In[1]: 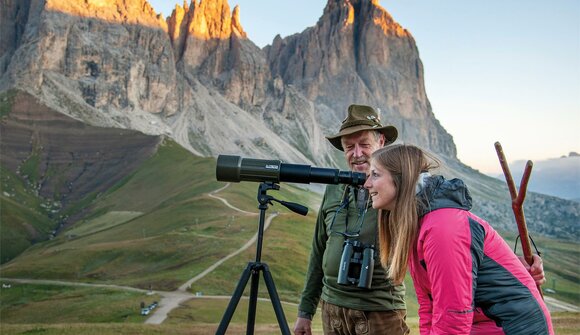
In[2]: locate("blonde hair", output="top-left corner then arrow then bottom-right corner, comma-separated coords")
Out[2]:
371,144 -> 438,284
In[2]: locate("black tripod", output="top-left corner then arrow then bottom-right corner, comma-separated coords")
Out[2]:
216,182 -> 308,335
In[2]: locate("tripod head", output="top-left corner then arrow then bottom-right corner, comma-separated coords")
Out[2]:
258,182 -> 308,216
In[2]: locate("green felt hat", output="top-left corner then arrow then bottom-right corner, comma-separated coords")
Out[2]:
326,104 -> 398,151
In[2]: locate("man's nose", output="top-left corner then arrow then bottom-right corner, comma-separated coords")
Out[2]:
353,145 -> 364,157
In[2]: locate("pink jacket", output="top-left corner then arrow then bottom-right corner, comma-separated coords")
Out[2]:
409,176 -> 553,335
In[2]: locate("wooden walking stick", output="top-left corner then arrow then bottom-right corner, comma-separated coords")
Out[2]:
495,142 -> 543,298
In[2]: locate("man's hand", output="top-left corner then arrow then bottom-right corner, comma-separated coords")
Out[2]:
519,254 -> 546,286
293,317 -> 312,335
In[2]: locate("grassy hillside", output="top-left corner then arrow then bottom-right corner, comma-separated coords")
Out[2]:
0,140 -> 321,289
0,166 -> 57,263
500,231 -> 580,305
0,282 -> 158,324
2,141 -> 240,289
0,89 -> 163,264
1,137 -> 578,333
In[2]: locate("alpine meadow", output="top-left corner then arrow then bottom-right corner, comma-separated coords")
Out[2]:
1,0 -> 578,334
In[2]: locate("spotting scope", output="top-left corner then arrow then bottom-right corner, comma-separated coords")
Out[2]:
216,155 -> 366,186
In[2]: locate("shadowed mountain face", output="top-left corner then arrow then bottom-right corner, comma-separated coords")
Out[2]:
0,90 -> 162,262
1,91 -> 162,205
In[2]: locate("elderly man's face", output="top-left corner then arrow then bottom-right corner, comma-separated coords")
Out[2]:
341,130 -> 385,173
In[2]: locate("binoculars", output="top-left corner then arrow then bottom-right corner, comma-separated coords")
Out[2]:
337,239 -> 375,289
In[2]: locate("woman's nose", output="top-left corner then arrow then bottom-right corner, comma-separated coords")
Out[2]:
364,178 -> 371,189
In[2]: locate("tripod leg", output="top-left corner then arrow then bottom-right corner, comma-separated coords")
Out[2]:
246,266 -> 261,334
216,263 -> 253,335
262,263 -> 291,335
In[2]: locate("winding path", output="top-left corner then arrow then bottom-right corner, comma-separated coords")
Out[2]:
145,183 -> 278,324
544,296 -> 580,313
2,183 -> 578,325
2,183 -> 282,325
207,183 -> 256,215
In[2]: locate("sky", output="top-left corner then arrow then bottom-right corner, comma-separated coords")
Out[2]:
149,0 -> 580,175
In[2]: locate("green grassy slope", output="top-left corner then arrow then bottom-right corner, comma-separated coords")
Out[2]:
0,89 -> 163,265
501,231 -> 580,305
1,138 -> 577,333
0,167 -> 57,263
2,141 -> 241,289
0,282 -> 158,324
0,140 -> 321,290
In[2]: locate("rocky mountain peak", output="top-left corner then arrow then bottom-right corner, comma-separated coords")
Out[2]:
168,0 -> 267,110
266,0 -> 456,158
231,5 -> 246,38
322,0 -> 408,37
168,0 -> 248,63
187,0 -> 232,40
1,0 -> 457,166
169,0 -> 244,40
44,0 -> 167,30
167,2 -> 189,55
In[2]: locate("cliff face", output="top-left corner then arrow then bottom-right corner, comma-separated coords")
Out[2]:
1,0 -> 177,123
0,0 -> 457,168
0,0 -> 33,76
168,0 -> 268,109
1,0 -> 577,251
267,0 -> 456,157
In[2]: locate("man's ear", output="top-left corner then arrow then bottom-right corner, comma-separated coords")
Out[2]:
379,133 -> 386,147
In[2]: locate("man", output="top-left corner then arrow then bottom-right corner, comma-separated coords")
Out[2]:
293,104 -> 545,335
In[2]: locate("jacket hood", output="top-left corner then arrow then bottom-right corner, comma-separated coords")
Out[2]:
417,175 -> 472,217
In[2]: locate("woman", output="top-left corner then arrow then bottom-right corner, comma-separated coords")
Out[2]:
364,144 -> 553,335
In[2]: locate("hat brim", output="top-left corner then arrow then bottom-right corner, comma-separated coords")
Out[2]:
326,124 -> 398,151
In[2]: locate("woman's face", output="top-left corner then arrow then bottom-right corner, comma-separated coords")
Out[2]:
364,160 -> 397,211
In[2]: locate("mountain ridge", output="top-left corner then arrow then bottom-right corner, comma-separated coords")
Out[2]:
494,154 -> 580,202
1,0 -> 578,260
0,0 -> 456,167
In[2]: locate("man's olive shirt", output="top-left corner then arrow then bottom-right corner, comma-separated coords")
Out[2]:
298,184 -> 406,315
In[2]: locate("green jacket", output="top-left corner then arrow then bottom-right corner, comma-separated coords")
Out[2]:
298,184 -> 406,315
